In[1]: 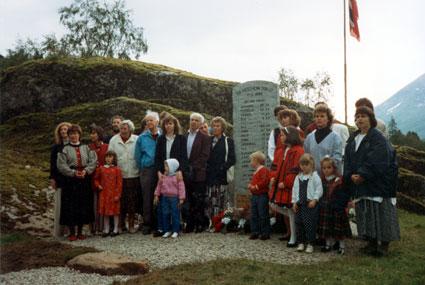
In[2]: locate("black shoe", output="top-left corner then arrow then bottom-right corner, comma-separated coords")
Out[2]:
184,225 -> 194,233
333,241 -> 340,250
321,246 -> 332,252
287,242 -> 297,248
142,227 -> 151,235
101,232 -> 109,238
110,232 -> 119,237
195,226 -> 204,233
260,235 -> 270,240
153,230 -> 163,237
249,234 -> 259,240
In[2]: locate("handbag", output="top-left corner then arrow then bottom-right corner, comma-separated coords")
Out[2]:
224,136 -> 234,183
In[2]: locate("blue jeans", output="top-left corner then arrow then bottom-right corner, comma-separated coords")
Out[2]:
160,196 -> 180,233
250,193 -> 270,236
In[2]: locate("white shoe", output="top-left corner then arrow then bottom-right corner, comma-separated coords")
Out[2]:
162,232 -> 172,238
171,232 -> 178,238
297,243 -> 305,252
305,244 -> 314,253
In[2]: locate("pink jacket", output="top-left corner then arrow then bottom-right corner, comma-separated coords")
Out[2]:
154,175 -> 186,200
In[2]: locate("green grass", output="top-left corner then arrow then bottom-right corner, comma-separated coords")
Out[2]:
1,56 -> 237,86
0,96 -> 225,152
116,210 -> 425,285
0,232 -> 31,245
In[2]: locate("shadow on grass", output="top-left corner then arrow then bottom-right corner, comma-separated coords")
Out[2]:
0,232 -> 98,274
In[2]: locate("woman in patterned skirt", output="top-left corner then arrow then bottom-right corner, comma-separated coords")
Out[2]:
344,106 -> 400,257
206,117 -> 236,228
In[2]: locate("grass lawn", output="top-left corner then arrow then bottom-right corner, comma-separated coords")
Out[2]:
115,209 -> 425,285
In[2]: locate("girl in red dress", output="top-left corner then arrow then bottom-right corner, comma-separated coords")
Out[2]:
269,126 -> 304,247
94,151 -> 123,237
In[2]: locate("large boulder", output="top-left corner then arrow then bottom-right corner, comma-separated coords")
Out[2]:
67,252 -> 149,276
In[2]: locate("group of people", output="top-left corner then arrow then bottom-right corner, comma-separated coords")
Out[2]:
49,112 -> 235,240
49,97 -> 400,257
247,98 -> 399,256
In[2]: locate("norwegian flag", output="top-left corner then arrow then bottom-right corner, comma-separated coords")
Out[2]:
349,0 -> 360,41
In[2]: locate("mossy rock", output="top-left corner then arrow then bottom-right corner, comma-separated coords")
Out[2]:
0,57 -> 237,123
398,168 -> 425,199
395,145 -> 425,176
0,96 -> 228,153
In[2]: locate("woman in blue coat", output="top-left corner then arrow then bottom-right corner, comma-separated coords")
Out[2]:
344,106 -> 399,257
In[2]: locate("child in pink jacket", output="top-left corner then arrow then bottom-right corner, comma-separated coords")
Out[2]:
154,158 -> 186,238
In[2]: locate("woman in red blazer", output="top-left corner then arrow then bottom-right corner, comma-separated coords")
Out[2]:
269,126 -> 304,247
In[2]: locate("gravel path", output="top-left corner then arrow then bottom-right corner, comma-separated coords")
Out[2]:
0,267 -> 131,285
2,232 -> 358,285
66,232 -> 332,268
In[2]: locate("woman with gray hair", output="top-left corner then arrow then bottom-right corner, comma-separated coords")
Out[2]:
108,119 -> 140,233
206,116 -> 236,225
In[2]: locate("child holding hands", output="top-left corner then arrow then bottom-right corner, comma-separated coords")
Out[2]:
248,151 -> 271,240
94,151 -> 123,237
292,153 -> 323,253
154,158 -> 186,238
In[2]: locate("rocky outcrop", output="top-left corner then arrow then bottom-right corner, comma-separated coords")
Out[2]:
67,252 -> 149,275
0,57 -> 236,122
396,146 -> 425,214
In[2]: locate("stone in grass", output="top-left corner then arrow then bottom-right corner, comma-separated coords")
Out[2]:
67,252 -> 149,276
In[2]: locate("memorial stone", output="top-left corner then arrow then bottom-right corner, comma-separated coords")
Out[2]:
232,81 -> 279,202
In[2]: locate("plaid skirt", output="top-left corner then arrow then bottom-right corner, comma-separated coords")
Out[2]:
206,185 -> 229,219
355,198 -> 400,242
317,201 -> 352,239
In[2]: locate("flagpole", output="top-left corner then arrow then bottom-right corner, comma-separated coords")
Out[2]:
344,0 -> 348,124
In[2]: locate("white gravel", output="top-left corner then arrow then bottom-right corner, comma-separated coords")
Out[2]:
62,232 -> 332,269
1,232 -> 349,285
0,267 -> 131,285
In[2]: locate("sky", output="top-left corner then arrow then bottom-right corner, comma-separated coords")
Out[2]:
1,0 -> 424,123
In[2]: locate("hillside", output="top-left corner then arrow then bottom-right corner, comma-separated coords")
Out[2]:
0,57 -> 237,123
375,73 -> 425,139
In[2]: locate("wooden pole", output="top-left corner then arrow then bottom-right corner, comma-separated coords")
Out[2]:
344,0 -> 348,124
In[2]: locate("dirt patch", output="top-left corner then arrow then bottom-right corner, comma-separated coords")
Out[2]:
0,233 -> 98,274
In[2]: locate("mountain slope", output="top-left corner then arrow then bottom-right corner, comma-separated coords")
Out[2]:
375,73 -> 425,138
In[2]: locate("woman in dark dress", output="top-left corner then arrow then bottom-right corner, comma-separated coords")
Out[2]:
206,116 -> 236,223
154,114 -> 188,236
50,122 -> 72,238
57,124 -> 97,241
344,106 -> 400,256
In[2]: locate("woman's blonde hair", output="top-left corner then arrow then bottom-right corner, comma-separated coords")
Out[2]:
211,116 -> 227,133
54,122 -> 72,144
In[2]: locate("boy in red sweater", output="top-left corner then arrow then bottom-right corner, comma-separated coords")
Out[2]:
248,151 -> 271,240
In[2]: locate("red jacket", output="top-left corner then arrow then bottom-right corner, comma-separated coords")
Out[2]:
269,145 -> 304,205
249,166 -> 270,195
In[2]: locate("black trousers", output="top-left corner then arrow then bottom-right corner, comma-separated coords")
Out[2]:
182,180 -> 208,230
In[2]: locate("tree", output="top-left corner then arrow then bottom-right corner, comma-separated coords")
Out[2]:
0,0 -> 148,70
58,0 -> 148,59
300,78 -> 315,107
313,71 -> 332,103
278,68 -> 299,100
388,116 -> 399,138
